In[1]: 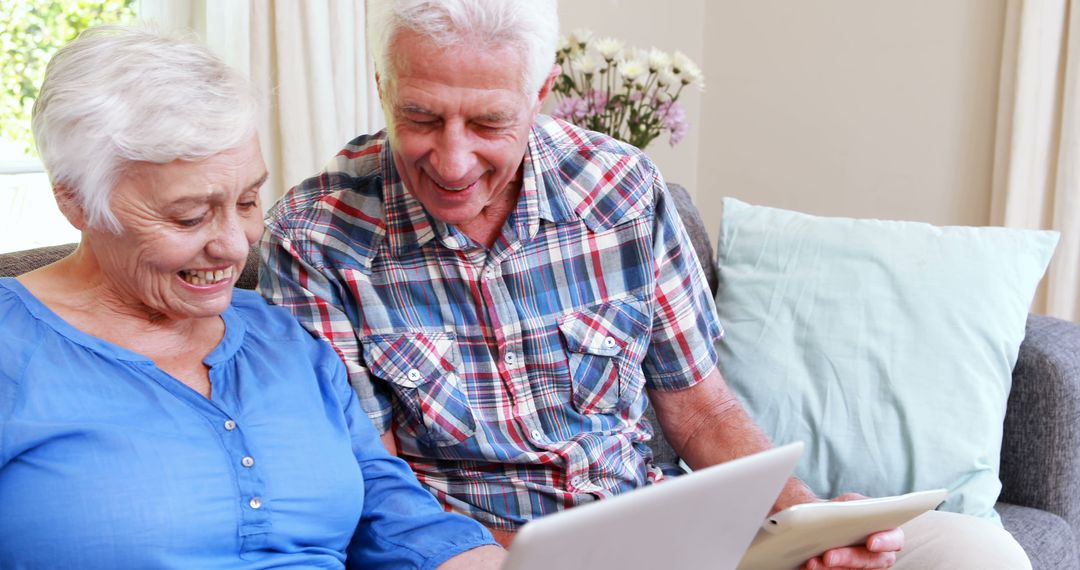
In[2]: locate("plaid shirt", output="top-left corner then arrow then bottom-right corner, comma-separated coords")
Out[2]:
260,115 -> 723,530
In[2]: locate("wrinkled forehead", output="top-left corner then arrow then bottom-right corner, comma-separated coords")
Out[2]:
115,139 -> 267,202
384,28 -> 527,93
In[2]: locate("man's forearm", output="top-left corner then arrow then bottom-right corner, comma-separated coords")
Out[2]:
648,367 -> 818,512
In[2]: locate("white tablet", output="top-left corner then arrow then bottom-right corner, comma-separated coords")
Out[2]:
737,488 -> 948,570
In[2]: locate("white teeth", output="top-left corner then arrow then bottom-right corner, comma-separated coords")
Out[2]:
437,181 -> 472,191
180,266 -> 234,285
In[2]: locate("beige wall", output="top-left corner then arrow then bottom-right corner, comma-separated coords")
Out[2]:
557,0 -> 706,195
697,0 -> 1008,243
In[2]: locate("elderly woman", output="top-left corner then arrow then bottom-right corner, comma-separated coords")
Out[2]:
0,26 -> 503,569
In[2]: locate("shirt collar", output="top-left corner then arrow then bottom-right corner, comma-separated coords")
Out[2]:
380,142 -> 440,255
526,120 -> 577,227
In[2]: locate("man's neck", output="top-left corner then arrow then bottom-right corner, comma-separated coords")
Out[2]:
457,175 -> 523,249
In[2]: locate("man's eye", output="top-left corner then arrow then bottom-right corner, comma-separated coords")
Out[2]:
238,200 -> 258,210
178,215 -> 205,227
406,117 -> 438,127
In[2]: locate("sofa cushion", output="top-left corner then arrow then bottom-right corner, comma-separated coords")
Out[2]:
713,198 -> 1058,523
997,502 -> 1080,569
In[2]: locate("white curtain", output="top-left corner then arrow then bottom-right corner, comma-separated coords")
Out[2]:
991,0 -> 1080,322
139,0 -> 385,204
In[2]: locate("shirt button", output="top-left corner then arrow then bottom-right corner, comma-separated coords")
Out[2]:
504,352 -> 516,365
249,497 -> 263,510
407,369 -> 422,381
603,336 -> 617,349
531,429 -> 543,440
241,456 -> 255,468
571,475 -> 583,485
224,420 -> 237,431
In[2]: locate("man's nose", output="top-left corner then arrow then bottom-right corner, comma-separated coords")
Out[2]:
430,123 -> 475,184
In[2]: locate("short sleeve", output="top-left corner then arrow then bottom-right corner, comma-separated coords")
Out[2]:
259,223 -> 395,431
641,179 -> 725,391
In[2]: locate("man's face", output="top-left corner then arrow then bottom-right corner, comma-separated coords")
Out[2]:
380,30 -> 545,230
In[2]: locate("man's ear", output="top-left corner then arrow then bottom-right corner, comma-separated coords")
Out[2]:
53,183 -> 87,230
535,64 -> 560,109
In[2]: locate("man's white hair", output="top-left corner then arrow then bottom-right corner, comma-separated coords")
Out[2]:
367,0 -> 559,96
31,25 -> 258,233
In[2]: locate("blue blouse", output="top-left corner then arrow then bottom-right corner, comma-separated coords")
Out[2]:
0,279 -> 494,569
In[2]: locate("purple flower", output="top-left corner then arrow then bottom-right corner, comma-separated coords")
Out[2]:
586,89 -> 610,112
552,96 -> 590,122
552,90 -> 612,125
657,101 -> 688,146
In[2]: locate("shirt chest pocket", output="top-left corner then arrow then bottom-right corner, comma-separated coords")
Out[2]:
558,297 -> 651,415
361,331 -> 476,447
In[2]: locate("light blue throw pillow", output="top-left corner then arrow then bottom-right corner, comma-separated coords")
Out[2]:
715,198 -> 1059,523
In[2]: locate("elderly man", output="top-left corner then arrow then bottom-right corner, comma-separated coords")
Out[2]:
260,1 -> 1030,568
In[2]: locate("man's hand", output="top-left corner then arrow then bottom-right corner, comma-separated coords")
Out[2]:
648,372 -> 905,568
798,493 -> 905,570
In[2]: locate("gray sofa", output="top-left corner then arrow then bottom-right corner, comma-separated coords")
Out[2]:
2,186 -> 1078,568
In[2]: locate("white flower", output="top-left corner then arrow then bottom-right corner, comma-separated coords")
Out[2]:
672,51 -> 694,73
558,35 -> 571,52
647,48 -> 672,72
656,68 -> 679,88
569,28 -> 593,47
572,53 -> 602,75
592,37 -> 624,61
619,58 -> 647,84
673,50 -> 704,87
626,47 -> 648,65
681,64 -> 704,88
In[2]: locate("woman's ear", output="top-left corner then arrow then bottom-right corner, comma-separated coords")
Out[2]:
53,183 -> 88,230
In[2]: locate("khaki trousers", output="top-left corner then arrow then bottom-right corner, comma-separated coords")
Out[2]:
893,510 -> 1032,570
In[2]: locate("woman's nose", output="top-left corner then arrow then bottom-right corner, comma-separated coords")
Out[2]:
206,212 -> 251,262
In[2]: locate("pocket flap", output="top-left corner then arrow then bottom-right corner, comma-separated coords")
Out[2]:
362,331 -> 458,388
558,298 -> 650,356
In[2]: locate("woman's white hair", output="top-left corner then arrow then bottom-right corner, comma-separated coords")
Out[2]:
367,0 -> 559,96
31,25 -> 258,233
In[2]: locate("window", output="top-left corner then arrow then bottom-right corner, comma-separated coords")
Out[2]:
1,0 -> 136,253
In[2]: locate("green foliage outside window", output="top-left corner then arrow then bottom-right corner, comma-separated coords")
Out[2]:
1,0 -> 136,158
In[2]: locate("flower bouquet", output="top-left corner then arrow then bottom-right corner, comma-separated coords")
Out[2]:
552,29 -> 704,150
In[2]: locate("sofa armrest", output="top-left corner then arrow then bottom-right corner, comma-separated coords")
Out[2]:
0,243 -> 76,278
999,313 -> 1080,539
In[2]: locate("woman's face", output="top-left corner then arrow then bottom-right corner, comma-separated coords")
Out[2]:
85,136 -> 268,321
